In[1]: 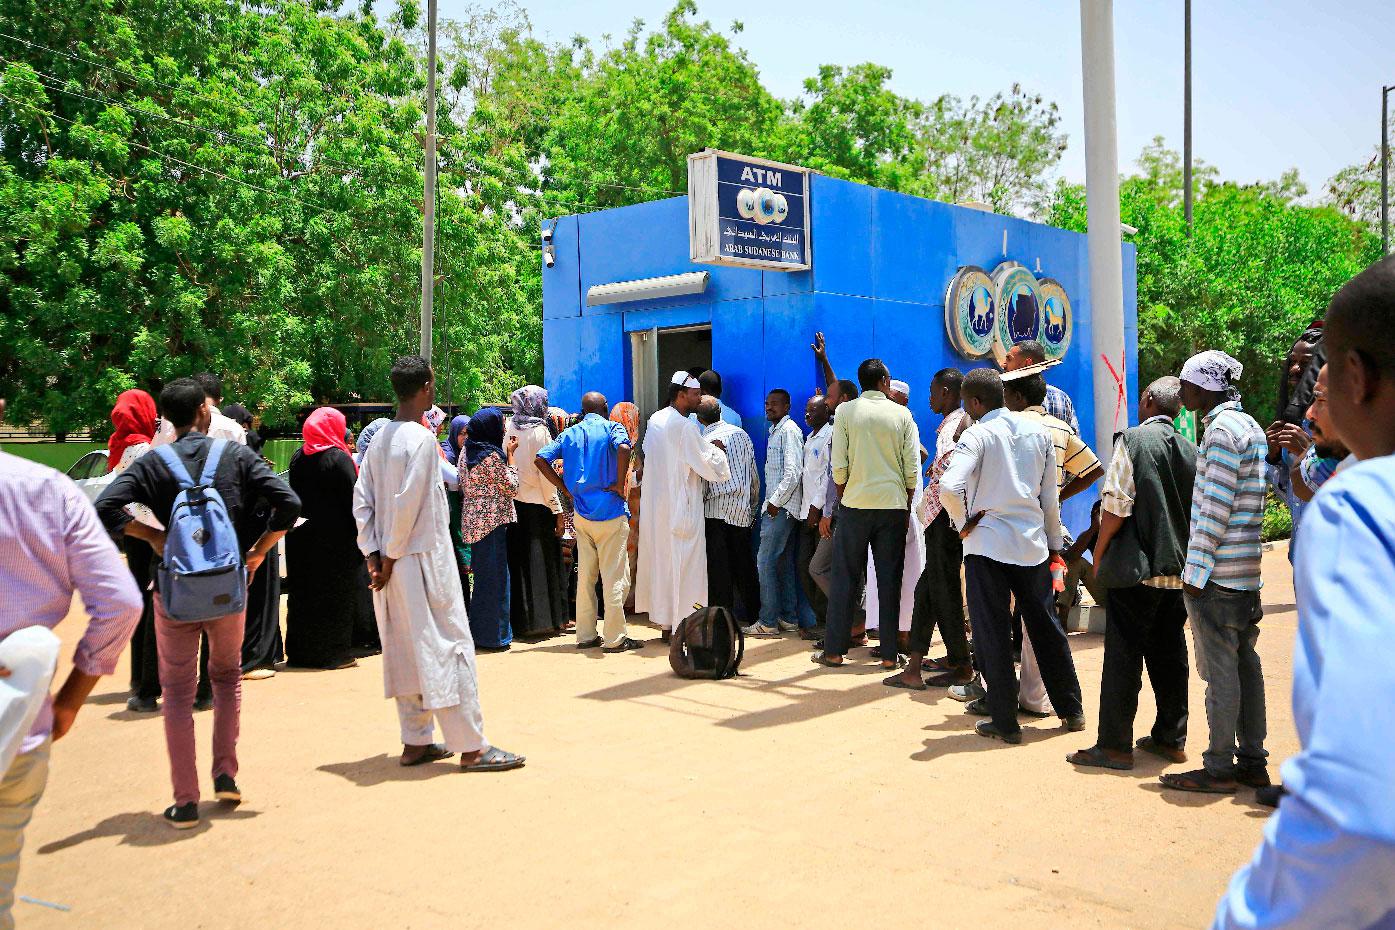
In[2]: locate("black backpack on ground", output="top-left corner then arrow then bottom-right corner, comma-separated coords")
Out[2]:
668,606 -> 744,680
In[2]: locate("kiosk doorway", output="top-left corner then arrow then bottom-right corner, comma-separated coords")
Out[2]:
630,325 -> 712,440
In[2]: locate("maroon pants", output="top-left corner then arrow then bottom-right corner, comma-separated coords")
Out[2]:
154,595 -> 244,805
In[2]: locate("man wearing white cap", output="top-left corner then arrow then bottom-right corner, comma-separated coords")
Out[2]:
1160,350 -> 1270,795
635,371 -> 732,640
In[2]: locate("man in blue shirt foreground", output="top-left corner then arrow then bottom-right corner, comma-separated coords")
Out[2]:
1213,255 -> 1395,929
535,391 -> 638,654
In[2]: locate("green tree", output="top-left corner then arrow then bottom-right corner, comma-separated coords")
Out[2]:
1043,140 -> 1380,423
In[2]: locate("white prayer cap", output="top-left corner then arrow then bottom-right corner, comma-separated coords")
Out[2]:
1000,358 -> 1061,382
889,379 -> 910,395
669,370 -> 699,389
1180,350 -> 1243,393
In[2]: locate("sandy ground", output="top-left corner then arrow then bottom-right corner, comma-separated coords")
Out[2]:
14,547 -> 1298,930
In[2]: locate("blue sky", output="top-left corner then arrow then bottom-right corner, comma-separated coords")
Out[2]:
438,0 -> 1392,192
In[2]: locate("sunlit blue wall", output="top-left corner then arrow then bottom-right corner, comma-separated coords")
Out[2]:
542,175 -> 1139,536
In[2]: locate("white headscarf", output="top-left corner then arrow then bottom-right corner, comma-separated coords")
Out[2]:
1181,350 -> 1243,399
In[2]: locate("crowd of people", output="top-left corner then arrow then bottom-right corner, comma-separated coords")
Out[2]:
1,255 -> 1393,927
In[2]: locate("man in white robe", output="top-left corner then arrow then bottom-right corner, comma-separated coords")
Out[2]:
353,355 -> 523,772
635,371 -> 732,638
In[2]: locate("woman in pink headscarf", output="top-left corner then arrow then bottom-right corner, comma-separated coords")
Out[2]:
285,407 -> 378,669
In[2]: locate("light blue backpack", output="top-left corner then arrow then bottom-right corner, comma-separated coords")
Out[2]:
153,440 -> 246,621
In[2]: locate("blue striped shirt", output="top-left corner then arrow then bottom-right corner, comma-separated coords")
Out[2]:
1183,401 -> 1267,590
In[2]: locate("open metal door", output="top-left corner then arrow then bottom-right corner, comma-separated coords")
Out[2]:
630,327 -> 658,451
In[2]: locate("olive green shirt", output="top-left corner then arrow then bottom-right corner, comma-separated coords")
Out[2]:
831,390 -> 919,511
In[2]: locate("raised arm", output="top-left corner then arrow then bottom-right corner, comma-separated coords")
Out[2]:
811,332 -> 837,390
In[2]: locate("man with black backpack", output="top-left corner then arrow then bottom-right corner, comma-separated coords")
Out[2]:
96,378 -> 300,829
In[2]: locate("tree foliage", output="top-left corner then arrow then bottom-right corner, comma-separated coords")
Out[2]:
1043,138 -> 1381,424
0,0 -> 1378,435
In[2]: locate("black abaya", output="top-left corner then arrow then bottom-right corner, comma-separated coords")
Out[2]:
285,447 -> 374,668
506,500 -> 567,637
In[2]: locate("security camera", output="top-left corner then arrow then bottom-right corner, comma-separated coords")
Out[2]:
541,225 -> 554,243
543,245 -> 556,268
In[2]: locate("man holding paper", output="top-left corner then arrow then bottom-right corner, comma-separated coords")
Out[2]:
0,397 -> 142,928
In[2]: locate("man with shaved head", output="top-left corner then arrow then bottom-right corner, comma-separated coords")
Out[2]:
1068,376 -> 1196,773
535,391 -> 638,652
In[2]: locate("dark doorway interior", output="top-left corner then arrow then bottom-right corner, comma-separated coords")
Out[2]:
656,326 -> 712,390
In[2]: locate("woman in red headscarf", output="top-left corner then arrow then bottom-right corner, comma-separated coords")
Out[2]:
284,407 -> 378,669
107,389 -> 158,473
107,389 -> 164,712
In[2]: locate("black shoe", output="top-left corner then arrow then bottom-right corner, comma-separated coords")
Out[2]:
1018,704 -> 1052,719
964,698 -> 992,717
975,720 -> 1023,745
193,696 -> 214,712
126,696 -> 159,713
1254,784 -> 1286,808
575,637 -> 603,650
1236,767 -> 1272,789
213,774 -> 241,803
163,802 -> 199,830
602,637 -> 644,654
1061,714 -> 1088,732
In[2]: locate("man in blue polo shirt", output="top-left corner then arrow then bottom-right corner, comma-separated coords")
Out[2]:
534,392 -> 639,654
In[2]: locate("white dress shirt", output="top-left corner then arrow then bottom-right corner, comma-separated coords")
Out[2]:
800,422 -> 832,519
938,407 -> 1062,566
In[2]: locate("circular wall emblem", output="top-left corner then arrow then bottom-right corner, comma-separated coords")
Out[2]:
990,263 -> 1043,367
944,266 -> 996,359
1037,277 -> 1073,360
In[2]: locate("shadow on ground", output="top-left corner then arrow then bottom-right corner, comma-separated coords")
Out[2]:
317,754 -> 464,787
38,807 -> 260,853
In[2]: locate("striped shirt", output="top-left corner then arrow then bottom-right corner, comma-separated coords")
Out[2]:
702,421 -> 757,527
1013,406 -> 1100,490
1183,401 -> 1267,590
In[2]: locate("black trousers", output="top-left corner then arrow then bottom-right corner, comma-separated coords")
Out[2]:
965,555 -> 1083,734
1096,583 -> 1190,753
826,505 -> 907,659
705,518 -> 761,622
127,542 -> 210,701
796,522 -> 827,625
909,512 -> 970,666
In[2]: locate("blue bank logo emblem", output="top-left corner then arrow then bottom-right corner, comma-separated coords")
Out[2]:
1037,277 -> 1073,361
945,263 -> 1073,364
944,267 -> 996,359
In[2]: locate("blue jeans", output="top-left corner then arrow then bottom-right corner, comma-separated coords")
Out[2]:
1185,583 -> 1267,777
757,510 -> 804,627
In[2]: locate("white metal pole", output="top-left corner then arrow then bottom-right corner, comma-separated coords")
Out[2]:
1080,0 -> 1127,466
419,0 -> 438,360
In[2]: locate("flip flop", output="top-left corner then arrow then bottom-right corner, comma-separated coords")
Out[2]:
882,674 -> 927,691
1159,769 -> 1237,794
400,743 -> 454,767
924,668 -> 973,687
810,651 -> 845,667
1066,747 -> 1134,771
462,746 -> 526,773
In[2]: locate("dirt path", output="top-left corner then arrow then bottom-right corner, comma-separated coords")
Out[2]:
16,548 -> 1297,929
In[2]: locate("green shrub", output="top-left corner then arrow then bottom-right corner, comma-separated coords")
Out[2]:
1262,493 -> 1293,543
